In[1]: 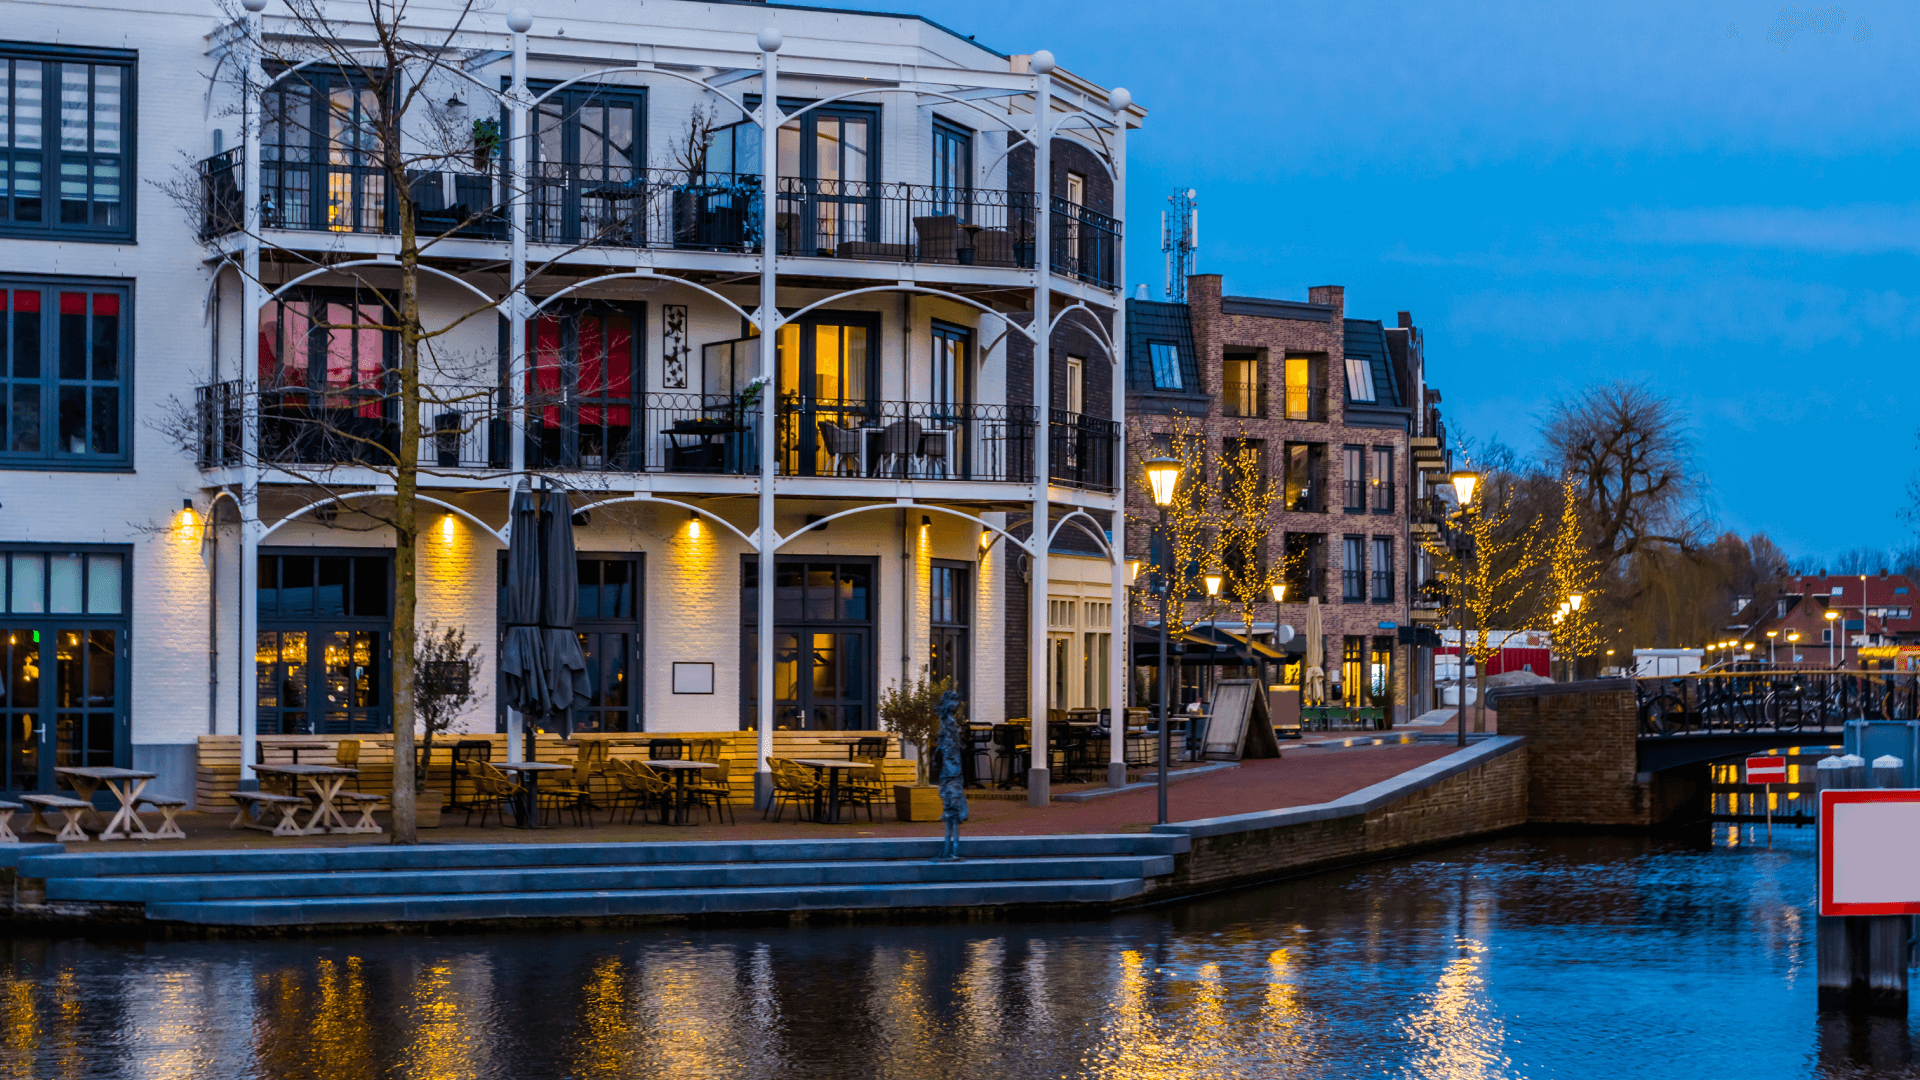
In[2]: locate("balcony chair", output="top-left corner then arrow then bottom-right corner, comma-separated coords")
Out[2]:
912,214 -> 963,263
918,429 -> 951,478
818,419 -> 865,476
877,419 -> 924,478
971,228 -> 1019,267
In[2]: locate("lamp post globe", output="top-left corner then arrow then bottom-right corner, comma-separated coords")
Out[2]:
1145,455 -> 1182,507
1449,469 -> 1481,507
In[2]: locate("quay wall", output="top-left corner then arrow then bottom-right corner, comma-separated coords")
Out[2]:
1144,736 -> 1529,899
1487,679 -> 1702,827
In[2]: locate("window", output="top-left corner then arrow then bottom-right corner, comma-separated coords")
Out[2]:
256,551 -> 390,735
530,82 -> 644,244
777,101 -> 880,255
1284,355 -> 1324,420
1344,354 -> 1376,403
931,321 -> 969,411
1343,445 -> 1365,512
1,47 -> 133,241
1,277 -> 131,468
1369,635 -> 1394,708
1371,537 -> 1393,602
1065,355 -> 1084,415
257,290 -> 393,466
261,67 -> 388,233
1,547 -> 128,794
1223,350 -> 1260,417
1284,532 -> 1325,601
931,119 -> 972,219
1339,635 -> 1365,704
526,302 -> 641,470
1371,447 -> 1394,513
742,559 -> 875,731
1285,443 -> 1325,513
1148,341 -> 1183,390
1083,600 -> 1111,710
1343,536 -> 1365,602
930,562 -> 971,705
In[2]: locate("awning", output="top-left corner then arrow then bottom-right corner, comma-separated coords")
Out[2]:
1129,624 -> 1295,666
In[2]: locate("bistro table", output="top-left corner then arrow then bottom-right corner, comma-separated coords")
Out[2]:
250,763 -> 369,835
791,758 -> 867,824
643,759 -> 719,825
494,761 -> 575,829
52,766 -> 157,841
258,741 -> 332,765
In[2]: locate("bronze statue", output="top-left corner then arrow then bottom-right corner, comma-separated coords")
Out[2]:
936,689 -> 967,859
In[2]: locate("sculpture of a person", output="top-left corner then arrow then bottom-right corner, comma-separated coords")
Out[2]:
935,689 -> 968,859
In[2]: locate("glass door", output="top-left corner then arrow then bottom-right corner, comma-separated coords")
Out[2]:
775,316 -> 873,476
525,304 -> 640,470
775,106 -> 877,256
0,549 -> 127,794
256,551 -> 391,735
743,559 -> 875,730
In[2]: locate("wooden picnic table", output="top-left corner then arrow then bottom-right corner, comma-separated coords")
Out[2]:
258,741 -> 333,765
643,759 -> 719,825
494,761 -> 574,828
791,758 -> 867,824
251,763 -> 372,835
52,767 -> 157,841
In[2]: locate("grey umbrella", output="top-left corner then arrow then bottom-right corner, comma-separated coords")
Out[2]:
499,483 -> 547,757
538,486 -> 591,737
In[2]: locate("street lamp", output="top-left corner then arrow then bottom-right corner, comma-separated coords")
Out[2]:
1825,609 -> 1840,667
1569,593 -> 1583,612
1204,571 -> 1224,597
1144,454 -> 1182,826
1449,469 -> 1481,507
1766,629 -> 1778,666
1446,470 -> 1483,748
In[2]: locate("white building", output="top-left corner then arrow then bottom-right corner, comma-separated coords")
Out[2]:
0,0 -> 1141,804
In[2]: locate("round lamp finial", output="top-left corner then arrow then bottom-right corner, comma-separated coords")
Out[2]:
1030,49 -> 1055,74
506,8 -> 533,32
758,27 -> 783,52
240,0 -> 269,13
1107,87 -> 1131,112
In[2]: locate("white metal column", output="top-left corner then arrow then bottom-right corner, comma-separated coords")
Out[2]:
1026,52 -> 1055,806
754,29 -> 783,808
236,0 -> 266,784
503,10 -> 531,763
1107,90 -> 1131,787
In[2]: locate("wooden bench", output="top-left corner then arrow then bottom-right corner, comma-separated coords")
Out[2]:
136,796 -> 189,840
335,791 -> 384,834
228,791 -> 310,837
21,794 -> 95,843
0,799 -> 21,843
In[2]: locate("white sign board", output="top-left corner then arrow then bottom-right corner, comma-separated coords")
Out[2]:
1820,790 -> 1920,916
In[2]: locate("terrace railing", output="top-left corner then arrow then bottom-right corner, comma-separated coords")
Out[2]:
776,397 -> 1036,482
1050,196 -> 1120,288
1049,410 -> 1118,491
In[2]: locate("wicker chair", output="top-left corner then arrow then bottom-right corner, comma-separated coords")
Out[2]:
464,761 -> 523,828
818,419 -> 865,476
841,757 -> 888,822
764,758 -> 819,822
687,758 -> 736,825
649,738 -> 686,761
332,739 -> 362,791
912,214 -> 961,263
878,419 -> 924,478
537,758 -> 596,828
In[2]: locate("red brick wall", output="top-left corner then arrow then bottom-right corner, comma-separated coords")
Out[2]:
1488,679 -> 1702,825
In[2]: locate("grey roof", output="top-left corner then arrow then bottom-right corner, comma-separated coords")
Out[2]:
1126,299 -> 1199,394
1220,295 -> 1334,322
1342,318 -> 1404,408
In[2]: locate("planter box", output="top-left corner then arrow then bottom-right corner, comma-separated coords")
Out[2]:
894,784 -> 942,822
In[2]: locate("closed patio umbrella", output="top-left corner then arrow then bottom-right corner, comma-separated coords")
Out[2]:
537,486 -> 591,737
1304,597 -> 1325,706
499,484 -> 547,759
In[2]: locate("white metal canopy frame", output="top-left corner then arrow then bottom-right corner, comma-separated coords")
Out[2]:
216,6 -> 1134,801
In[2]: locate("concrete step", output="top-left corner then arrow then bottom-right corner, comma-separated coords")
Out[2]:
21,833 -> 1186,881
0,843 -> 65,869
49,854 -> 1176,904
145,877 -> 1148,926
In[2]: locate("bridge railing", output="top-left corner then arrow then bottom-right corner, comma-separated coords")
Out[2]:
1636,670 -> 1920,736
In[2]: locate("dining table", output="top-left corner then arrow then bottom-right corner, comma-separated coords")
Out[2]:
791,758 -> 867,823
494,761 -> 575,828
259,741 -> 332,765
643,759 -> 720,825
250,763 -> 364,835
51,766 -> 157,841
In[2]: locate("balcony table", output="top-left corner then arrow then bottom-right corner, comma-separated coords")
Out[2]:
790,758 -> 867,824
249,763 -> 371,835
644,760 -> 720,825
493,761 -> 575,829
666,419 -> 744,472
51,767 -> 158,841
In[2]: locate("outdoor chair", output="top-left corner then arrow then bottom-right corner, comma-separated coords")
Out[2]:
537,759 -> 595,828
912,214 -> 962,263
571,739 -> 610,806
992,723 -> 1029,788
649,738 -> 686,761
449,740 -> 493,811
877,419 -> 924,478
688,758 -> 736,825
848,736 -> 890,761
918,429 -> 951,478
971,227 -> 1018,267
818,419 -> 864,476
841,758 -> 887,822
333,739 -> 363,791
605,759 -> 668,824
964,724 -> 995,788
764,758 -> 819,822
688,738 -> 726,763
464,762 -> 522,829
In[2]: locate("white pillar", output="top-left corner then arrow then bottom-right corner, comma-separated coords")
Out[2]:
506,10 -> 530,476
1107,89 -> 1130,787
1027,52 -> 1055,806
237,3 -> 265,784
754,29 -> 783,808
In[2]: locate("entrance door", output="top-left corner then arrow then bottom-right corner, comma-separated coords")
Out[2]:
743,559 -> 875,730
256,551 -> 391,734
0,549 -> 129,794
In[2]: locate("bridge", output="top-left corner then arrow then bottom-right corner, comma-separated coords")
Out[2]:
1484,672 -> 1919,828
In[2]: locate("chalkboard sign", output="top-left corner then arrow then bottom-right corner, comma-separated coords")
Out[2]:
1202,678 -> 1282,760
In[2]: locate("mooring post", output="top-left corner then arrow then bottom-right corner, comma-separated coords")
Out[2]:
1817,752 -> 1912,1015
1815,754 -> 1855,1010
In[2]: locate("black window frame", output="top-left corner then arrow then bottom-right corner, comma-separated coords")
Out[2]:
1148,340 -> 1183,390
740,556 -> 879,731
0,542 -> 133,794
929,559 -> 972,708
0,273 -> 133,471
0,43 -> 136,243
1371,445 -> 1395,514
931,116 -> 973,219
254,548 -> 394,736
1342,535 -> 1365,603
1371,536 -> 1394,603
494,551 -> 645,734
522,298 -> 646,470
259,63 -> 392,234
1342,444 -> 1366,513
525,79 -> 648,244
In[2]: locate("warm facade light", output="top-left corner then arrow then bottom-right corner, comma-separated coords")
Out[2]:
688,511 -> 701,540
441,514 -> 456,541
1145,455 -> 1182,507
1127,559 -> 1144,585
1449,469 -> 1481,506
1568,593 -> 1583,611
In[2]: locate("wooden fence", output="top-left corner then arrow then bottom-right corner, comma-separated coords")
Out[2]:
194,732 -> 914,811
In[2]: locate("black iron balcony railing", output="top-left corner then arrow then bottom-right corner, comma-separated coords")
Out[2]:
776,397 -> 1036,482
197,149 -> 245,241
1050,197 -> 1119,288
1283,381 -> 1330,421
1049,410 -> 1118,491
1371,479 -> 1396,514
1221,377 -> 1260,418
1342,479 -> 1366,512
1286,476 -> 1326,513
1371,569 -> 1394,603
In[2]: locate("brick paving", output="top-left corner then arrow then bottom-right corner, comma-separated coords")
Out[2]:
55,743 -> 1460,851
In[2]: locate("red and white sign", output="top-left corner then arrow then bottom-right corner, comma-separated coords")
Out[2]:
1746,756 -> 1787,784
1819,790 -> 1920,916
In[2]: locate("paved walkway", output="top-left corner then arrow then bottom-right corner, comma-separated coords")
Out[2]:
60,743 -> 1460,851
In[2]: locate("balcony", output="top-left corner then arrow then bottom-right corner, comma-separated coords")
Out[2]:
1049,411 -> 1119,492
775,398 -> 1037,483
197,151 -> 1123,288
1282,382 -> 1330,422
1285,478 -> 1326,514
1285,568 -> 1328,603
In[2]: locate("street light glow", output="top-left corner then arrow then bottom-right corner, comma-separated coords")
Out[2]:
1145,455 -> 1182,507
1449,469 -> 1481,506
1204,571 -> 1224,597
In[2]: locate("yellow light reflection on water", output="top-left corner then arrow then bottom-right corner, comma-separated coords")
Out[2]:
1401,938 -> 1509,1080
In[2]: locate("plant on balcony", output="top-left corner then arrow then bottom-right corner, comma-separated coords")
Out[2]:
738,374 -> 772,411
666,103 -> 720,177
470,118 -> 501,171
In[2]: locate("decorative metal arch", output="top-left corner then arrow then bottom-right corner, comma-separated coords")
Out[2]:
267,260 -> 497,307
530,271 -> 756,325
259,491 -> 507,545
1047,509 -> 1117,564
527,65 -> 753,122
770,502 -> 1033,555
1050,302 -> 1118,363
564,493 -> 762,549
780,285 -> 1035,338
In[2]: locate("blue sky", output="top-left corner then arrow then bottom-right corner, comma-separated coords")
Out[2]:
821,0 -> 1920,561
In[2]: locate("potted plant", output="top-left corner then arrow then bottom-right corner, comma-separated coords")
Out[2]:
880,667 -> 951,821
414,622 -> 481,827
470,118 -> 501,172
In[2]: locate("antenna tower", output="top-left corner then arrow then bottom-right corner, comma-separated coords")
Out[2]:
1162,187 -> 1198,302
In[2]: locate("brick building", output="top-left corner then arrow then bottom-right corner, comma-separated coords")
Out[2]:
1737,572 -> 1920,669
1124,275 -> 1452,724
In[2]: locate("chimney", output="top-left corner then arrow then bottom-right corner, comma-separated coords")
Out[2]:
1398,311 -> 1413,328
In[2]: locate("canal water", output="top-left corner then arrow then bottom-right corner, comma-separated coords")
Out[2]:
2,829 -> 1910,1079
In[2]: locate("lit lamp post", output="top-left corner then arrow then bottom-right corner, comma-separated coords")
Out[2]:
1447,468 -> 1481,748
1144,454 -> 1183,826
1788,630 -> 1801,662
1766,628 -> 1778,666
1825,609 -> 1840,668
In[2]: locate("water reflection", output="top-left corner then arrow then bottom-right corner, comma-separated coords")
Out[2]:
1,831 -> 1914,1079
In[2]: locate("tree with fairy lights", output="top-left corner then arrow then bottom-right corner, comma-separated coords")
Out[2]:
1547,476 -> 1603,675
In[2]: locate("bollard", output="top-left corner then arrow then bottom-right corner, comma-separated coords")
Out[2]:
1840,753 -> 1869,792
1874,755 -> 1906,790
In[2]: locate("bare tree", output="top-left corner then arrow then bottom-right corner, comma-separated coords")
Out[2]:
1541,381 -> 1702,580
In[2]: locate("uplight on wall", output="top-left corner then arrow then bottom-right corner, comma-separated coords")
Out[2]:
688,511 -> 702,540
177,498 -> 199,542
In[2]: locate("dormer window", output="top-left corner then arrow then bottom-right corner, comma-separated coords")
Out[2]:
1344,355 -> 1376,403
